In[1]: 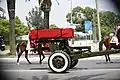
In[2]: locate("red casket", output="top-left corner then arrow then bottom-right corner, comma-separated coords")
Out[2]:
29,28 -> 74,39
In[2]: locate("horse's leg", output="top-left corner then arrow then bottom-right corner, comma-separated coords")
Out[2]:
25,50 -> 31,64
107,47 -> 111,62
106,46 -> 111,62
107,54 -> 111,62
38,51 -> 42,64
105,48 -> 109,62
99,39 -> 109,62
105,54 -> 108,62
17,51 -> 23,65
38,51 -> 45,64
41,51 -> 45,61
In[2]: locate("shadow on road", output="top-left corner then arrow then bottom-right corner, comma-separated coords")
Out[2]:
30,68 -> 49,70
96,61 -> 120,64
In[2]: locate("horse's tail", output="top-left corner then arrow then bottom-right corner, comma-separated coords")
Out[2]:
16,42 -> 21,53
99,39 -> 104,51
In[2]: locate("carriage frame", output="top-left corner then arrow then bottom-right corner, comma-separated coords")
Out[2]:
29,28 -> 120,73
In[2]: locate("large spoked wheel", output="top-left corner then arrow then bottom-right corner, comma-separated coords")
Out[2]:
48,50 -> 71,73
70,58 -> 78,68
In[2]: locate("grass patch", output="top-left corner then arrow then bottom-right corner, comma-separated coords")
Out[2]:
0,53 -> 16,58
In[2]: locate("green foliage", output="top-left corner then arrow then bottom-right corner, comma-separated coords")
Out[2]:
15,16 -> 28,36
66,6 -> 120,38
49,24 -> 58,29
0,16 -> 28,41
27,6 -> 44,29
0,19 -> 9,40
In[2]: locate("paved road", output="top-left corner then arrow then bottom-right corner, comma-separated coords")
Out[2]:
0,53 -> 120,80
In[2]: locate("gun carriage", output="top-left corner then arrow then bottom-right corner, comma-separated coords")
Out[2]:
29,28 -> 120,73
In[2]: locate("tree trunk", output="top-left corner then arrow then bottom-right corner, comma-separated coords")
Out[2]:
44,11 -> 49,29
7,0 -> 16,55
9,19 -> 16,55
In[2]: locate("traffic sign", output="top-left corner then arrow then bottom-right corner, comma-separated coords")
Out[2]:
84,21 -> 92,33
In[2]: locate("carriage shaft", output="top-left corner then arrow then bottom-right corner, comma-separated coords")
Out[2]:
71,49 -> 120,59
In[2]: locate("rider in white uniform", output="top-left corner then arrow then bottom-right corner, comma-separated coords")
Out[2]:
26,27 -> 34,54
26,31 -> 30,54
110,23 -> 120,45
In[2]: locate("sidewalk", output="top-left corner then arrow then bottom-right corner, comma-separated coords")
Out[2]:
0,42 -> 100,56
0,49 -> 51,56
0,49 -> 10,55
90,42 -> 99,52
0,55 -> 50,63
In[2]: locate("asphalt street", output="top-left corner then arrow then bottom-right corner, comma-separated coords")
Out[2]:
0,53 -> 120,80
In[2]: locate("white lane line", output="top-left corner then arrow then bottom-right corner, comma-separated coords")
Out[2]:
2,69 -> 120,72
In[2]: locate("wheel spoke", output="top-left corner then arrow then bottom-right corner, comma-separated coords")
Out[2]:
52,56 -> 65,69
48,50 -> 71,72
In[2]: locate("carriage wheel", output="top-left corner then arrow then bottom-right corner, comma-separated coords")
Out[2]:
70,58 -> 78,68
48,50 -> 71,73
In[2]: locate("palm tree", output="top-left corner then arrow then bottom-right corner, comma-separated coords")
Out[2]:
41,0 -> 51,29
6,0 -> 16,55
26,0 -> 52,29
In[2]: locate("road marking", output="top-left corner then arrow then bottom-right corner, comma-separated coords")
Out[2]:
2,68 -> 120,72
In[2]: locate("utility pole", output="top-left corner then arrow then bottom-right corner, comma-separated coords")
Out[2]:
95,0 -> 101,41
92,12 -> 97,42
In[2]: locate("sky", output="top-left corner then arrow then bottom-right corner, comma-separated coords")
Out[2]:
0,0 -> 119,28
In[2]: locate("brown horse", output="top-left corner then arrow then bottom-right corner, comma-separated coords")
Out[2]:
99,30 -> 120,62
16,41 -> 45,65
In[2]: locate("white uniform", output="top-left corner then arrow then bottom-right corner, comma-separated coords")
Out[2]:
110,36 -> 119,45
110,26 -> 120,45
26,32 -> 31,54
115,26 -> 120,35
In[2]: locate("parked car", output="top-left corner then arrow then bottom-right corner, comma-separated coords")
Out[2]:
0,35 -> 5,51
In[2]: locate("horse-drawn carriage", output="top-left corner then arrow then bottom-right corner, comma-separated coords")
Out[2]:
17,28 -> 120,73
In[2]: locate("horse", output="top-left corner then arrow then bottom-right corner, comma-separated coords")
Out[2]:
16,40 -> 45,65
99,29 -> 120,62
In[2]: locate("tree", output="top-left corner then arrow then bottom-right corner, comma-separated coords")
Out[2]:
100,11 -> 120,36
66,6 -> 94,33
66,6 -> 95,24
0,19 -> 9,40
15,16 -> 28,36
7,0 -> 16,55
27,6 -> 44,29
49,24 -> 58,29
26,0 -> 52,29
66,6 -> 120,38
0,16 -> 28,41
